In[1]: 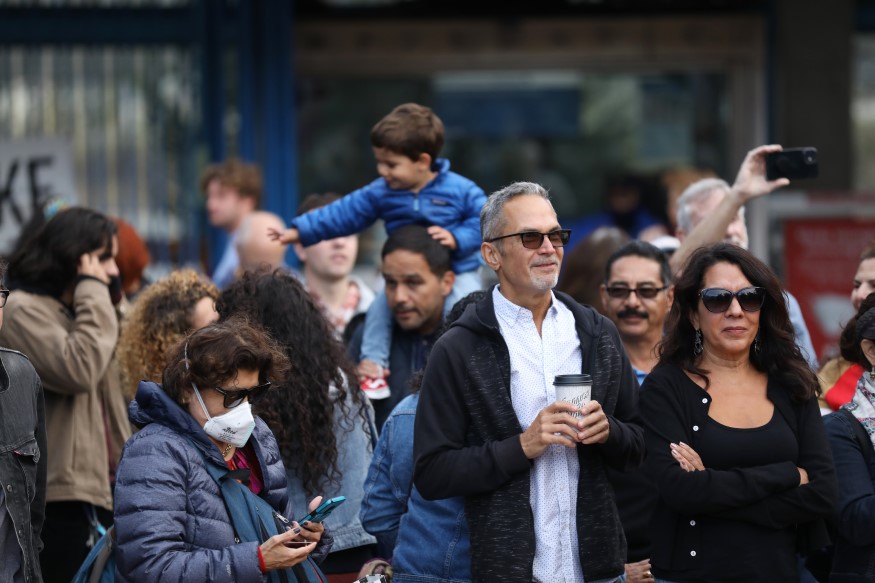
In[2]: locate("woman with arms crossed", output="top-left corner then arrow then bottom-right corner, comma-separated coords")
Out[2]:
641,243 -> 836,582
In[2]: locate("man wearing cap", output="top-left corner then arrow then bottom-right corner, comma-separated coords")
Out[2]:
414,182 -> 644,583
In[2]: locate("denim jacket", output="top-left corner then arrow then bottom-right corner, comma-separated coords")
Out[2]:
0,348 -> 47,583
361,394 -> 471,583
286,387 -> 378,552
824,410 -> 875,582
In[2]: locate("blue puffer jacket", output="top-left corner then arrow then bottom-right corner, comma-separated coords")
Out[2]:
114,381 -> 332,582
289,159 -> 486,274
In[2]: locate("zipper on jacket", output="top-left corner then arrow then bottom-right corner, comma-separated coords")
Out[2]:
413,193 -> 420,212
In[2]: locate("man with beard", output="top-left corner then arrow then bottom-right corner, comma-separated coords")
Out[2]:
598,240 -> 673,583
414,182 -> 644,583
347,225 -> 454,429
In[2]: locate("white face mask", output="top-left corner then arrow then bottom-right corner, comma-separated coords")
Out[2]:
191,383 -> 256,448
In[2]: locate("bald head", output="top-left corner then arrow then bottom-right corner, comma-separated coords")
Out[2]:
236,211 -> 287,273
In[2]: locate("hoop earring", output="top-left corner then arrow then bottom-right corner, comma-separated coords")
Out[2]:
694,329 -> 704,356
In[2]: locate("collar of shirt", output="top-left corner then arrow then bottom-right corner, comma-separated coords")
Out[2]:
492,285 -> 560,329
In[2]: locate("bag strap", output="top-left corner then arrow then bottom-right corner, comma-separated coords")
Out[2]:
87,526 -> 114,583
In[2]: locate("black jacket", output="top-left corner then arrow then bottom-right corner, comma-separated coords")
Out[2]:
347,315 -> 437,430
640,364 -> 837,582
413,289 -> 645,583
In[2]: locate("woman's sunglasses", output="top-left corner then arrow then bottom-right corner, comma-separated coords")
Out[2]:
213,381 -> 272,408
699,287 -> 766,313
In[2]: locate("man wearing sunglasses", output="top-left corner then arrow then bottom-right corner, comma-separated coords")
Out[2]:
414,182 -> 644,583
600,241 -> 674,385
672,144 -> 818,370
598,240 -> 673,583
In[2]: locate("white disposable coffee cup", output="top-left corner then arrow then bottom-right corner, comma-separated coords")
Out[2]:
553,374 -> 592,418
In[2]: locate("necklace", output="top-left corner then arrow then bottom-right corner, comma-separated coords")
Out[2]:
222,443 -> 233,458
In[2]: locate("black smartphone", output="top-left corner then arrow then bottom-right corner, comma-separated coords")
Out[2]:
297,496 -> 346,524
765,147 -> 819,180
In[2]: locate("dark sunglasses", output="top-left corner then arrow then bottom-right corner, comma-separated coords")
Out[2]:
485,229 -> 571,250
213,381 -> 272,408
605,285 -> 667,300
0,289 -> 8,308
699,287 -> 766,313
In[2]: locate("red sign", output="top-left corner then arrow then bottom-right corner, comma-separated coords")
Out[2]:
784,218 -> 875,363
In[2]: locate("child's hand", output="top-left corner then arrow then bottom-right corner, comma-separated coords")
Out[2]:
427,226 -> 457,250
357,359 -> 389,380
268,227 -> 300,245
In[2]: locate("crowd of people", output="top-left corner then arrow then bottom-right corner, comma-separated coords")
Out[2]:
2,102 -> 874,583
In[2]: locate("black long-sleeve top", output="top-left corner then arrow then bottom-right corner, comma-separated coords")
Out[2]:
640,364 -> 837,582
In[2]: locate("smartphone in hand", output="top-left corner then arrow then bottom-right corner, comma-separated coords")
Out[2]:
766,147 -> 819,180
297,496 -> 346,524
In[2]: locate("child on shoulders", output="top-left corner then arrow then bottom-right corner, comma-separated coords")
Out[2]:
269,103 -> 486,398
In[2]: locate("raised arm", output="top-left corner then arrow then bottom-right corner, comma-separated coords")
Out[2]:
291,183 -> 382,246
670,145 -> 789,273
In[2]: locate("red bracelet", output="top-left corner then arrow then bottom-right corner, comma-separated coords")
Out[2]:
257,547 -> 266,573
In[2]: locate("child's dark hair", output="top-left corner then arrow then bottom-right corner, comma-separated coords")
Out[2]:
370,103 -> 444,163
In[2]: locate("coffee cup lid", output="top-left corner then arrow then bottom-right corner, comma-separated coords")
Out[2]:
553,373 -> 592,385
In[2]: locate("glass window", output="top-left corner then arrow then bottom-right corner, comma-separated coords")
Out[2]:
0,46 -> 203,273
297,70 -> 727,252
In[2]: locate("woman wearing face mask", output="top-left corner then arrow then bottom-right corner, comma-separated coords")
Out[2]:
113,317 -> 332,582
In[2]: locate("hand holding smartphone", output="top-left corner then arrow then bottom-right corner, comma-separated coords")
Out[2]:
297,495 -> 346,524
765,147 -> 819,180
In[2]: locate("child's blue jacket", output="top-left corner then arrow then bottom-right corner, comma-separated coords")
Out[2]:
290,159 -> 486,274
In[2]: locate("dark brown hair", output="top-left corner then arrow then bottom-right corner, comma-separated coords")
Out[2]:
161,316 -> 289,407
370,103 -> 444,163
658,243 -> 818,401
840,292 -> 875,368
216,269 -> 370,496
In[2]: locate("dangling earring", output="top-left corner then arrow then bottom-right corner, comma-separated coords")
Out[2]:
754,335 -> 761,355
694,329 -> 704,356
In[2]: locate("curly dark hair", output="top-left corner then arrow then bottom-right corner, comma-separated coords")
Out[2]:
840,292 -> 875,368
162,315 -> 290,406
216,269 -> 369,496
659,243 -> 818,401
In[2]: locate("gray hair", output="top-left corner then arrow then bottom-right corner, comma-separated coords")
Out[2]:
675,178 -> 732,233
480,181 -> 551,242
